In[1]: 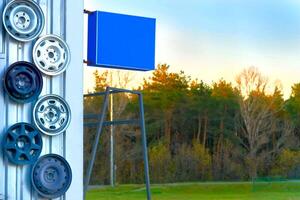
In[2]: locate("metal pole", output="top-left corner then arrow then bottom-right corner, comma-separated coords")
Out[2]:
110,72 -> 115,187
84,87 -> 110,199
138,93 -> 152,200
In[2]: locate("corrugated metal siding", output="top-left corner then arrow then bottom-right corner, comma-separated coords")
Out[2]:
0,0 -> 83,199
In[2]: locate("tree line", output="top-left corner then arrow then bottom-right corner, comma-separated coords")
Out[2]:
84,64 -> 300,185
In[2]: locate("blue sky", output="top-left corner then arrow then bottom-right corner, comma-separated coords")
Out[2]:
84,0 -> 300,97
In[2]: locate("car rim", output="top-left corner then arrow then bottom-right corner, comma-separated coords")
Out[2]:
31,154 -> 72,198
33,35 -> 71,76
3,0 -> 45,42
3,123 -> 43,165
3,61 -> 43,103
33,95 -> 71,136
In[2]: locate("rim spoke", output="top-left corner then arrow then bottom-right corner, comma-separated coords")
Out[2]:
14,151 -> 21,161
9,131 -> 19,140
5,142 -> 16,150
37,112 -> 44,119
40,101 -> 49,112
31,143 -> 41,150
59,113 -> 66,120
29,131 -> 38,139
20,123 -> 25,134
23,152 -> 31,161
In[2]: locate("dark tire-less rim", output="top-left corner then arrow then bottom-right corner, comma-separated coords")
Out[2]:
31,154 -> 72,199
2,123 -> 43,165
4,61 -> 43,103
2,0 -> 45,42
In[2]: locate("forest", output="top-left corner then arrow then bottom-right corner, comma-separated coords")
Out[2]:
84,64 -> 300,185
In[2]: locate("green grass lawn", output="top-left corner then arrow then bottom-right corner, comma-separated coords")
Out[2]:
86,182 -> 300,200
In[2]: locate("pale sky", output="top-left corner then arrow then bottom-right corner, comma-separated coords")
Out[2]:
84,0 -> 300,98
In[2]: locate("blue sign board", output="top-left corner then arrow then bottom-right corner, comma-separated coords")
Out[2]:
87,11 -> 156,71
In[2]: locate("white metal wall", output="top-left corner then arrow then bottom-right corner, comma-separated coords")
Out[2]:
0,0 -> 83,199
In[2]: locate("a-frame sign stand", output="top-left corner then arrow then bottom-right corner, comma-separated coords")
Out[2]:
83,87 -> 152,200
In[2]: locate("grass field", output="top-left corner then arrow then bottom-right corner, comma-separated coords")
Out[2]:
86,182 -> 300,200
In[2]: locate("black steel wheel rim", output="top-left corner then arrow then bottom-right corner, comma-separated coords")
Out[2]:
31,154 -> 72,198
3,61 -> 43,103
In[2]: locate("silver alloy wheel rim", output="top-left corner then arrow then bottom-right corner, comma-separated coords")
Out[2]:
3,0 -> 45,42
33,95 -> 71,136
33,35 -> 71,76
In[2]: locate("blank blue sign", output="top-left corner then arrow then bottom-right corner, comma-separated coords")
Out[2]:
87,11 -> 156,71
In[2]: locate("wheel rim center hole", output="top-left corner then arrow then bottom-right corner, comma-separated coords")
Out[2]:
48,172 -> 54,179
17,136 -> 30,149
45,47 -> 60,62
48,111 -> 55,118
45,167 -> 58,182
18,80 -> 25,87
48,52 -> 55,58
45,108 -> 59,122
16,74 -> 31,89
18,16 -> 26,24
